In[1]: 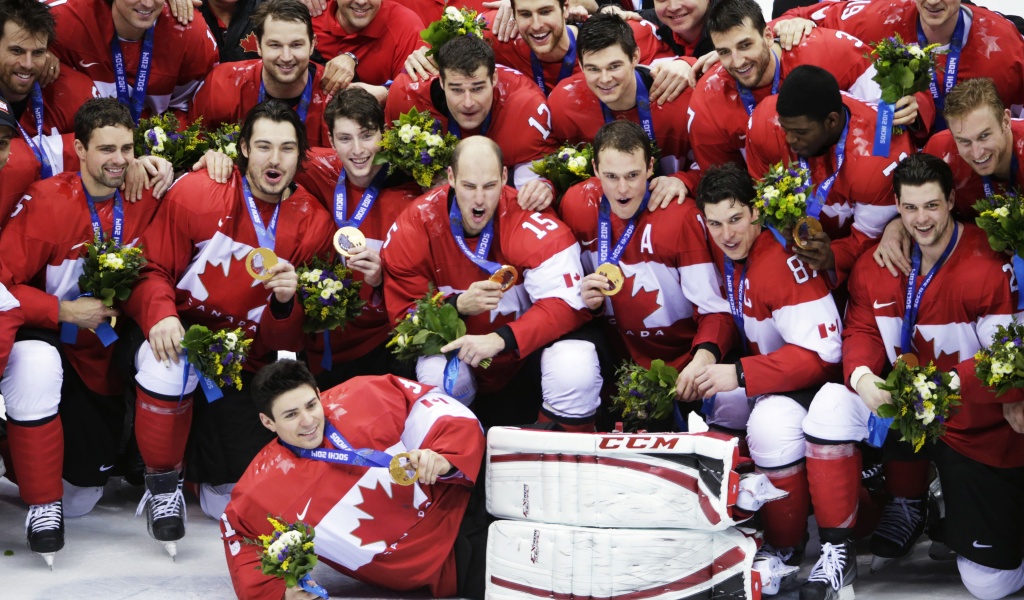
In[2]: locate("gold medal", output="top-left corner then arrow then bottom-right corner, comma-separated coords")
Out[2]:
333,226 -> 366,257
596,263 -> 624,296
389,452 -> 418,486
896,353 -> 919,368
87,316 -> 117,335
245,248 -> 278,281
488,265 -> 518,292
793,216 -> 823,249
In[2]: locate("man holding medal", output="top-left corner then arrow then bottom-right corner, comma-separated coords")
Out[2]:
381,135 -> 600,430
122,100 -> 334,551
0,98 -> 167,566
221,360 -> 487,600
190,0 -> 332,148
48,0 -> 218,120
745,65 -> 914,286
803,153 -> 1024,600
293,87 -> 421,387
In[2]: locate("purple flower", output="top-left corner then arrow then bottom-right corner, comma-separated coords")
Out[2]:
936,415 -> 945,424
147,130 -> 158,145
420,150 -> 432,165
1015,338 -> 1022,346
170,133 -> 183,142
628,389 -> 644,398
210,343 -> 224,353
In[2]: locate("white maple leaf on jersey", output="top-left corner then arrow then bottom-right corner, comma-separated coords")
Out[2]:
820,200 -> 853,229
620,261 -> 695,329
177,230 -> 266,299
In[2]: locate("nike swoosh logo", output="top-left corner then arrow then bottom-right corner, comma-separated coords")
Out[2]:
973,541 -> 993,548
78,60 -> 99,68
99,464 -> 114,472
582,238 -> 598,246
296,498 -> 312,521
873,300 -> 896,309
72,241 -> 88,250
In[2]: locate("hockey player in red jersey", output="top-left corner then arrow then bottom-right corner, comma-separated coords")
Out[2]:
0,99 -> 170,567
48,0 -> 218,120
386,34 -> 557,212
121,100 -> 335,555
773,0 -> 1024,133
745,65 -> 913,286
548,13 -> 696,204
558,121 -> 735,400
292,87 -> 420,387
688,162 -> 843,595
381,136 -> 601,430
221,360 -> 487,600
691,0 -> 930,174
803,153 -> 1024,600
190,0 -> 332,148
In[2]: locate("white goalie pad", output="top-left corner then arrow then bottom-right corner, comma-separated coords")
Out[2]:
485,520 -> 762,600
486,427 -> 745,530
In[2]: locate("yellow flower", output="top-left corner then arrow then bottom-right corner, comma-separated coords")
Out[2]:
302,542 -> 314,551
281,559 -> 290,571
269,517 -> 286,531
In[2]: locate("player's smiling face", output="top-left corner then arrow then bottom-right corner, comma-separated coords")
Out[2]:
515,0 -> 569,58
241,117 -> 301,203
580,45 -> 639,111
948,106 -> 1013,178
0,22 -> 49,101
258,16 -> 315,87
261,384 -> 325,450
335,0 -> 381,33
654,0 -> 709,39
441,66 -> 496,131
595,147 -> 653,220
330,116 -> 382,187
112,0 -> 165,38
711,18 -> 774,89
449,149 -> 507,237
703,199 -> 760,261
897,181 -> 955,250
915,0 -> 961,31
75,125 -> 134,195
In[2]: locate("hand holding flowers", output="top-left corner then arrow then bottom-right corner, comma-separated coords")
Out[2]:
134,113 -> 210,174
386,288 -> 490,368
753,162 -> 814,245
611,359 -> 680,432
421,7 -> 488,56
531,143 -> 594,198
296,257 -> 365,333
874,358 -> 961,452
180,325 -> 252,400
249,517 -> 327,599
975,320 -> 1024,397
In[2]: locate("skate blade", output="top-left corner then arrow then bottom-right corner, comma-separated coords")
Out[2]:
40,552 -> 55,570
163,542 -> 177,560
928,541 -> 956,561
839,586 -> 856,600
869,553 -> 907,573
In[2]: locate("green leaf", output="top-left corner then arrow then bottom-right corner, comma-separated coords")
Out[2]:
877,404 -> 897,418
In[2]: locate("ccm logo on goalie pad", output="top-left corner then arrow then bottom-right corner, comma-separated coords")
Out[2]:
598,435 -> 681,450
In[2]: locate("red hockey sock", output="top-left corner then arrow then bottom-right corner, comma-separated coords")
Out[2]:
536,411 -> 595,433
7,416 -> 64,505
806,442 -> 861,530
883,459 -> 929,499
135,387 -> 192,472
758,463 -> 810,549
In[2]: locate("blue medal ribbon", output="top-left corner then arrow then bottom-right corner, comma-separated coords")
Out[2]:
873,101 -> 895,157
258,69 -> 314,124
111,26 -> 155,124
17,83 -> 54,179
723,258 -> 749,351
447,112 -> 491,139
737,51 -> 780,117
601,71 -> 656,146
178,349 -> 223,403
597,192 -> 649,265
796,109 -> 849,225
530,27 -> 576,95
299,574 -> 329,599
241,176 -> 281,251
332,166 -> 388,229
281,423 -> 394,469
982,154 -> 1019,199
61,178 -> 125,345
919,9 -> 964,133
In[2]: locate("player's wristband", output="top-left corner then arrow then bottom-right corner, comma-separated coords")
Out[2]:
850,365 -> 873,392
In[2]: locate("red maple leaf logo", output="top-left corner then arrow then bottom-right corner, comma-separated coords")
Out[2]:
240,32 -> 259,55
909,333 -> 961,372
351,479 -> 416,548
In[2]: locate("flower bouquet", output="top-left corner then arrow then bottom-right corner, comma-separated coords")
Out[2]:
134,112 -> 210,173
531,143 -> 594,197
296,257 -> 365,333
973,191 -> 1024,308
753,161 -> 815,247
249,516 -> 327,599
180,325 -> 252,400
975,320 -> 1024,396
610,359 -> 679,432
421,6 -> 488,56
874,357 -> 961,452
386,287 -> 489,368
866,35 -> 940,138
77,235 -> 146,307
375,108 -> 459,188
206,121 -> 241,160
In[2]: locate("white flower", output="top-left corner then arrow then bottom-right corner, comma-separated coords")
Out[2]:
320,289 -> 333,299
917,404 -> 936,425
412,314 -> 419,325
224,332 -> 239,349
761,186 -> 779,200
992,360 -> 1014,376
103,253 -> 124,270
425,134 -> 443,148
445,6 -> 465,22
223,142 -> 237,158
994,206 -> 1010,218
267,539 -> 287,559
909,45 -> 926,59
280,530 -> 303,546
948,371 -> 960,392
568,156 -> 588,171
912,373 -> 937,400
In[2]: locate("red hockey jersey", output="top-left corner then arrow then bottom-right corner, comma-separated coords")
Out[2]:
0,133 -> 79,229
843,224 -> 1024,468
381,185 -> 589,391
385,67 -> 557,170
221,374 -> 485,600
49,0 -> 218,116
745,93 -> 913,285
189,60 -> 331,148
293,149 -> 421,371
311,0 -> 426,85
16,68 -> 98,136
122,170 -> 335,369
0,171 -> 159,395
558,177 -> 735,370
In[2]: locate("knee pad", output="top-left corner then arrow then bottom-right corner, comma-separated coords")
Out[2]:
1,340 -> 62,421
706,387 -> 753,431
802,382 -> 870,442
416,354 -> 476,406
747,395 -> 807,469
958,556 -> 1024,600
200,482 -> 236,521
540,340 -> 601,420
135,340 -> 198,397
62,479 -> 104,518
